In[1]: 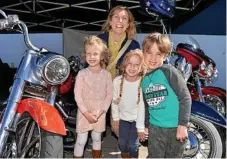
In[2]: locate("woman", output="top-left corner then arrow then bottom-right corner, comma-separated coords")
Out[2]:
85,5 -> 140,153
98,5 -> 140,79
99,5 -> 141,132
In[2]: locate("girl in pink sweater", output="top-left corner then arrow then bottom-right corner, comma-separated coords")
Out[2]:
73,36 -> 113,158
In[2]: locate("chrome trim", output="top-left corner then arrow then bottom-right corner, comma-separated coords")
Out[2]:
0,79 -> 25,156
17,21 -> 40,52
45,86 -> 58,105
191,114 -> 226,128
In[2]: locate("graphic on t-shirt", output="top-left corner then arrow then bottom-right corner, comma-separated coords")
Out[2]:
145,84 -> 168,107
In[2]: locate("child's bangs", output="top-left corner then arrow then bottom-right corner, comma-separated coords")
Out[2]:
157,41 -> 172,55
120,49 -> 145,73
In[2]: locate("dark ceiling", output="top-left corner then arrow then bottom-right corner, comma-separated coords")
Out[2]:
0,0 -> 218,33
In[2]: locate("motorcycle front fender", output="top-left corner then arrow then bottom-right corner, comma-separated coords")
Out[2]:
201,86 -> 226,97
191,101 -> 226,128
17,98 -> 66,135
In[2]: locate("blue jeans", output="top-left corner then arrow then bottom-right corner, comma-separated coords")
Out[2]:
119,120 -> 139,158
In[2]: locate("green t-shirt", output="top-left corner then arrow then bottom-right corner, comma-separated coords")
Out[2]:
142,65 -> 192,128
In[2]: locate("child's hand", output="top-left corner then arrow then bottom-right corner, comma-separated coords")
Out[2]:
176,125 -> 188,142
144,128 -> 149,139
90,109 -> 105,119
97,109 -> 106,119
111,120 -> 119,137
138,132 -> 146,142
83,111 -> 98,124
138,128 -> 149,142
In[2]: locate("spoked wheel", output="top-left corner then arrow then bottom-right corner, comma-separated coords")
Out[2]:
204,95 -> 226,158
2,113 -> 63,158
16,115 -> 40,158
183,116 -> 222,158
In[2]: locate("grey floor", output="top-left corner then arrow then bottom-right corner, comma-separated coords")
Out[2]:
64,126 -> 121,158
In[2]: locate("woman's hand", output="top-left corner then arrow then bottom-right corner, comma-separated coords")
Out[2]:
83,111 -> 98,124
176,125 -> 188,142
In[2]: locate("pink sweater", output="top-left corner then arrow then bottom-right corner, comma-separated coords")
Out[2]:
74,68 -> 113,133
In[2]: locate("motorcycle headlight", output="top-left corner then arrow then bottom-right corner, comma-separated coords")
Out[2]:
183,63 -> 192,82
176,57 -> 186,73
199,61 -> 206,70
213,68 -> 218,78
40,55 -> 70,85
205,64 -> 213,77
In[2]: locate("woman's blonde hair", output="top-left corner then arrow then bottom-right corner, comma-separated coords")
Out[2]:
142,32 -> 172,57
84,35 -> 110,68
115,49 -> 146,105
102,5 -> 136,40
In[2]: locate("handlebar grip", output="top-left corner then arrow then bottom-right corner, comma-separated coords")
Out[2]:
0,15 -> 19,30
0,19 -> 8,30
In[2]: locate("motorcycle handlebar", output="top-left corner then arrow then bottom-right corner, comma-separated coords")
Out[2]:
0,10 -> 7,19
0,9 -> 40,52
18,21 -> 40,52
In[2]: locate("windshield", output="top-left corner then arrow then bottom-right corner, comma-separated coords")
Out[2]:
168,0 -> 176,7
185,36 -> 201,50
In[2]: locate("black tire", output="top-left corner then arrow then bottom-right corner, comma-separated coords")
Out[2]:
214,126 -> 226,158
4,113 -> 64,158
184,116 -> 222,158
40,130 -> 63,158
204,95 -> 226,158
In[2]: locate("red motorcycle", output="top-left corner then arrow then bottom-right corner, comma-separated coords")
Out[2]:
174,37 -> 226,117
172,36 -> 226,157
0,10 -> 70,157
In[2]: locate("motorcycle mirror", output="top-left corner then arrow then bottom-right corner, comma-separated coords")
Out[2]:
0,10 -> 7,19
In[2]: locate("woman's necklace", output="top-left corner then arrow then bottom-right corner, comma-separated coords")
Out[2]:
113,38 -> 121,45
109,31 -> 126,46
113,40 -> 118,45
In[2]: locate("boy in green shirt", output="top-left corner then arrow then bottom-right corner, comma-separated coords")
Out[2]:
139,32 -> 191,158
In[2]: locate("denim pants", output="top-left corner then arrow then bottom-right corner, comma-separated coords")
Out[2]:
119,120 -> 139,158
147,124 -> 187,158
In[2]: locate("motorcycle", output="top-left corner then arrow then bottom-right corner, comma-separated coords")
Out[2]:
139,1 -> 226,157
170,37 -> 226,158
0,10 -> 70,157
175,37 -> 226,117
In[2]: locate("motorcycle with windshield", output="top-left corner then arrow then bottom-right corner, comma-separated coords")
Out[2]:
175,37 -> 226,116
139,1 -> 226,158
172,37 -> 226,157
0,10 -> 69,158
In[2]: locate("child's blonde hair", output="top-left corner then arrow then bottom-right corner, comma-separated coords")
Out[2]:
142,32 -> 172,57
115,49 -> 146,105
84,35 -> 110,68
102,5 -> 136,40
